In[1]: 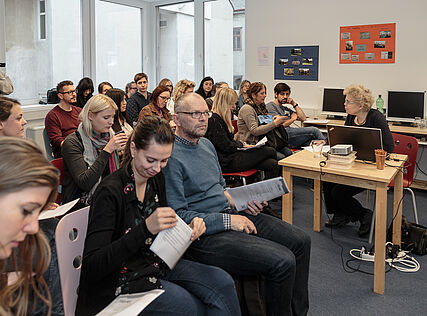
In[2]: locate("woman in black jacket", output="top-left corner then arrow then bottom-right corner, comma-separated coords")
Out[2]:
205,87 -> 279,179
75,77 -> 94,108
76,116 -> 240,316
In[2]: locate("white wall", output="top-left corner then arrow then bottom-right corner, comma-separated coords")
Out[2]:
246,0 -> 427,114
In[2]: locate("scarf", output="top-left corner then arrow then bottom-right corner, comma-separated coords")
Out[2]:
245,97 -> 268,115
77,123 -> 120,205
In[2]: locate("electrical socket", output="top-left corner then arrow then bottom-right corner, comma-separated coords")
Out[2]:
360,248 -> 375,261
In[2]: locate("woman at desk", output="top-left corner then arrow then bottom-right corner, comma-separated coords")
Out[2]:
323,84 -> 394,236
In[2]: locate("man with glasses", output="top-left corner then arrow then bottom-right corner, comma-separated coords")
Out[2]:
45,80 -> 81,158
163,92 -> 311,316
125,81 -> 137,101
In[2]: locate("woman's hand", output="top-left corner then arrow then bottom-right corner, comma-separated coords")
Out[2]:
104,133 -> 128,153
243,142 -> 254,148
273,115 -> 287,126
189,217 -> 206,240
145,207 -> 178,235
45,202 -> 59,210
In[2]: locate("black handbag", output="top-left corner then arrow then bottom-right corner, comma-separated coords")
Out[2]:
264,125 -> 288,150
387,216 -> 427,255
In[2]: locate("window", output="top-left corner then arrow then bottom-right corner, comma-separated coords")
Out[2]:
4,0 -> 82,103
233,75 -> 242,91
95,0 -> 142,91
233,27 -> 242,51
39,0 -> 46,40
157,3 -> 195,84
204,0 -> 233,85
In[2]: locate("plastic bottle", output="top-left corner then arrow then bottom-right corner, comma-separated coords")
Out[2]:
376,95 -> 384,114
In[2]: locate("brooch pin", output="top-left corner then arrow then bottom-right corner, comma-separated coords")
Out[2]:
124,183 -> 134,194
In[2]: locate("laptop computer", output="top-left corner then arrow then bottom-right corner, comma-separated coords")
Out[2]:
327,124 -> 383,161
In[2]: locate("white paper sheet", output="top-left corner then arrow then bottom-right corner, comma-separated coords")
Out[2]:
96,290 -> 164,316
302,145 -> 330,153
150,215 -> 193,269
226,177 -> 289,211
38,198 -> 79,220
237,136 -> 267,151
303,119 -> 329,124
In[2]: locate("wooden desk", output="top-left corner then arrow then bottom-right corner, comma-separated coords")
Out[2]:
279,150 -> 406,294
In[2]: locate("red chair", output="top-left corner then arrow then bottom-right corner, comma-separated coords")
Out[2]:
51,158 -> 65,204
388,133 -> 419,223
232,119 -> 238,134
223,169 -> 259,186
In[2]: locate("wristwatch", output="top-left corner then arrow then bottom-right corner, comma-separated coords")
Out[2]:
293,103 -> 299,109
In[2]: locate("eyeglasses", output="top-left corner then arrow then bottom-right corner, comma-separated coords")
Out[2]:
60,90 -> 76,95
129,87 -> 137,90
159,95 -> 170,101
344,99 -> 356,104
177,111 -> 212,119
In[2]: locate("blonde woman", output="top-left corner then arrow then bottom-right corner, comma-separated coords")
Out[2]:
0,137 -> 58,316
323,84 -> 394,236
169,79 -> 195,114
205,87 -> 279,179
61,94 -> 128,207
236,80 -> 250,115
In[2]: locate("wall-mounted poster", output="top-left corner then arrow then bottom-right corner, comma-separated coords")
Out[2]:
339,23 -> 395,64
274,45 -> 319,81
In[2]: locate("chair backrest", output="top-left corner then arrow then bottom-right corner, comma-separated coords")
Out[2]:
43,128 -> 55,161
51,158 -> 64,204
392,133 -> 418,186
55,206 -> 90,316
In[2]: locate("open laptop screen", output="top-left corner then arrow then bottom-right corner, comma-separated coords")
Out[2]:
327,125 -> 383,161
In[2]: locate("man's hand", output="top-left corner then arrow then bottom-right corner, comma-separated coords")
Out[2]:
189,217 -> 206,241
230,215 -> 257,234
243,200 -> 266,216
287,97 -> 297,106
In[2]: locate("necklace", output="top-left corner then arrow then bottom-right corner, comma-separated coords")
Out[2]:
356,114 -> 367,125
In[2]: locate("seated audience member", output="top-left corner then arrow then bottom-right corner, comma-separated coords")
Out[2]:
138,86 -> 174,128
127,72 -> 151,123
163,93 -> 311,316
75,77 -> 94,108
45,80 -> 82,158
237,82 -> 291,159
236,80 -> 251,116
106,88 -> 134,138
61,94 -> 128,207
169,79 -> 195,114
75,116 -> 240,316
98,81 -> 113,95
323,84 -> 394,236
125,81 -> 137,101
205,81 -> 228,110
158,78 -> 174,114
0,137 -> 58,316
205,87 -> 279,179
266,83 -> 325,148
195,76 -> 214,100
0,97 -> 27,137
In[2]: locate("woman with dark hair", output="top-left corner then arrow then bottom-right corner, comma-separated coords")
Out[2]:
138,86 -> 174,128
0,137 -> 58,316
75,77 -> 94,108
0,97 -> 27,137
237,82 -> 290,159
76,116 -> 240,316
106,88 -> 133,137
205,87 -> 279,179
195,76 -> 214,99
98,81 -> 113,95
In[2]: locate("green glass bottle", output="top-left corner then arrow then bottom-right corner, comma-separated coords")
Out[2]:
376,95 -> 384,114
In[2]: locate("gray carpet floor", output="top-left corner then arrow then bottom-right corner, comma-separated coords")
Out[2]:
269,177 -> 427,316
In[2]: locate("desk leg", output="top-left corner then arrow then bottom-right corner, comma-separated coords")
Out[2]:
392,171 -> 403,246
313,179 -> 322,232
282,169 -> 293,224
373,184 -> 387,294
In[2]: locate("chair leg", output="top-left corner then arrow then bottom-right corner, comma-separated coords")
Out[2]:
368,207 -> 376,245
242,177 -> 247,186
405,187 -> 418,224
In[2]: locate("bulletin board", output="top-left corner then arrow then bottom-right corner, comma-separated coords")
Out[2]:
339,23 -> 396,64
274,45 -> 319,81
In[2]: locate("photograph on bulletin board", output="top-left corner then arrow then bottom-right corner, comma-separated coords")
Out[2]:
274,45 -> 319,81
339,23 -> 395,64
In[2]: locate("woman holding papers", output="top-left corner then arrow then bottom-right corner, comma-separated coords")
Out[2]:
76,117 -> 240,316
237,82 -> 292,159
206,87 -> 279,179
323,84 -> 394,236
0,137 -> 58,316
